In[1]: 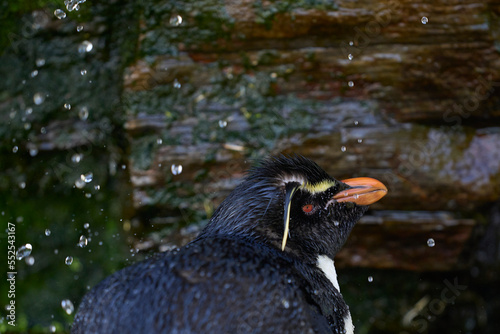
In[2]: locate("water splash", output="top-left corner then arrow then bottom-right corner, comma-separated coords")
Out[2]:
64,0 -> 86,12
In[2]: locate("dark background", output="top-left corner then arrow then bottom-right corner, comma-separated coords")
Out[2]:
1,0 -> 500,333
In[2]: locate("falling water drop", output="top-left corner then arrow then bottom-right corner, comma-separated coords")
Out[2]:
340,146 -> 347,152
157,138 -> 163,145
348,81 -> 354,87
218,120 -> 228,128
64,103 -> 71,110
81,172 -> 93,183
83,223 -> 90,229
78,235 -> 88,248
12,146 -> 18,153
348,54 -> 353,61
171,164 -> 183,175
368,276 -> 374,282
61,299 -> 74,315
78,40 -> 93,53
65,256 -> 73,265
49,325 -> 56,333
25,256 -> 35,266
31,70 -> 39,78
80,69 -> 87,76
349,41 -> 354,46
427,238 -> 435,247
33,92 -> 45,105
36,58 -> 46,67
29,147 -> 38,156
16,244 -> 33,260
54,9 -> 67,19
78,106 -> 89,120
45,229 -> 51,236
76,25 -> 84,32
421,16 -> 428,24
75,178 -> 85,189
173,79 -> 181,89
169,14 -> 183,26
71,153 -> 83,164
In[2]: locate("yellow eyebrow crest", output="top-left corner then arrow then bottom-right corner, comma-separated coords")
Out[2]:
300,180 -> 336,194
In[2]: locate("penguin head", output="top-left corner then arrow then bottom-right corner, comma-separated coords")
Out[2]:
199,156 -> 387,261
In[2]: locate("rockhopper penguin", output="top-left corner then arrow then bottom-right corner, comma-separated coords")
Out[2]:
72,156 -> 387,334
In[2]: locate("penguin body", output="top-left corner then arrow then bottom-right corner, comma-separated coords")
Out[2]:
72,156 -> 386,334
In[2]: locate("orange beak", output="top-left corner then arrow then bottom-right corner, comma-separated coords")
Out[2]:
333,177 -> 388,205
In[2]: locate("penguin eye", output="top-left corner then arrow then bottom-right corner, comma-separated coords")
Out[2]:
302,204 -> 315,214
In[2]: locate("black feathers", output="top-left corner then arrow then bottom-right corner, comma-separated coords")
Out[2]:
72,156 -> 374,334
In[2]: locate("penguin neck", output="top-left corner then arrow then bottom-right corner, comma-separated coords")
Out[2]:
316,254 -> 340,292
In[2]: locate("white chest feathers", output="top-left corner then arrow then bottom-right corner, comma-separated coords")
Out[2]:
316,255 -> 355,334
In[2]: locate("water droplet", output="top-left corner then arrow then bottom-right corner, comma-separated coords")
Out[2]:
84,223 -> 90,229
282,299 -> 290,309
24,123 -> 31,130
12,146 -> 19,153
94,185 -> 100,190
80,69 -> 87,76
33,92 -> 45,105
354,120 -> 359,125
25,107 -> 33,115
421,16 -> 428,24
427,238 -> 435,247
54,9 -> 67,19
348,81 -> 354,87
64,103 -> 71,110
75,178 -> 85,189
61,299 -> 74,315
64,0 -> 85,12
25,256 -> 35,266
81,172 -> 93,183
78,235 -> 88,248
54,249 -> 59,255
76,25 -> 84,32
349,41 -> 354,46
368,276 -> 373,282
19,181 -> 26,189
340,146 -> 347,152
169,14 -> 183,26
173,79 -> 181,89
333,221 -> 340,226
85,193 -> 91,198
16,244 -> 33,260
71,153 -> 83,163
357,138 -> 363,143
45,229 -> 51,236
171,164 -> 183,175
218,120 -> 227,128
65,256 -> 73,265
36,58 -> 45,67
78,106 -> 89,120
348,54 -> 353,61
78,40 -> 93,53
31,70 -> 39,78
49,325 -> 56,332
156,138 -> 163,145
